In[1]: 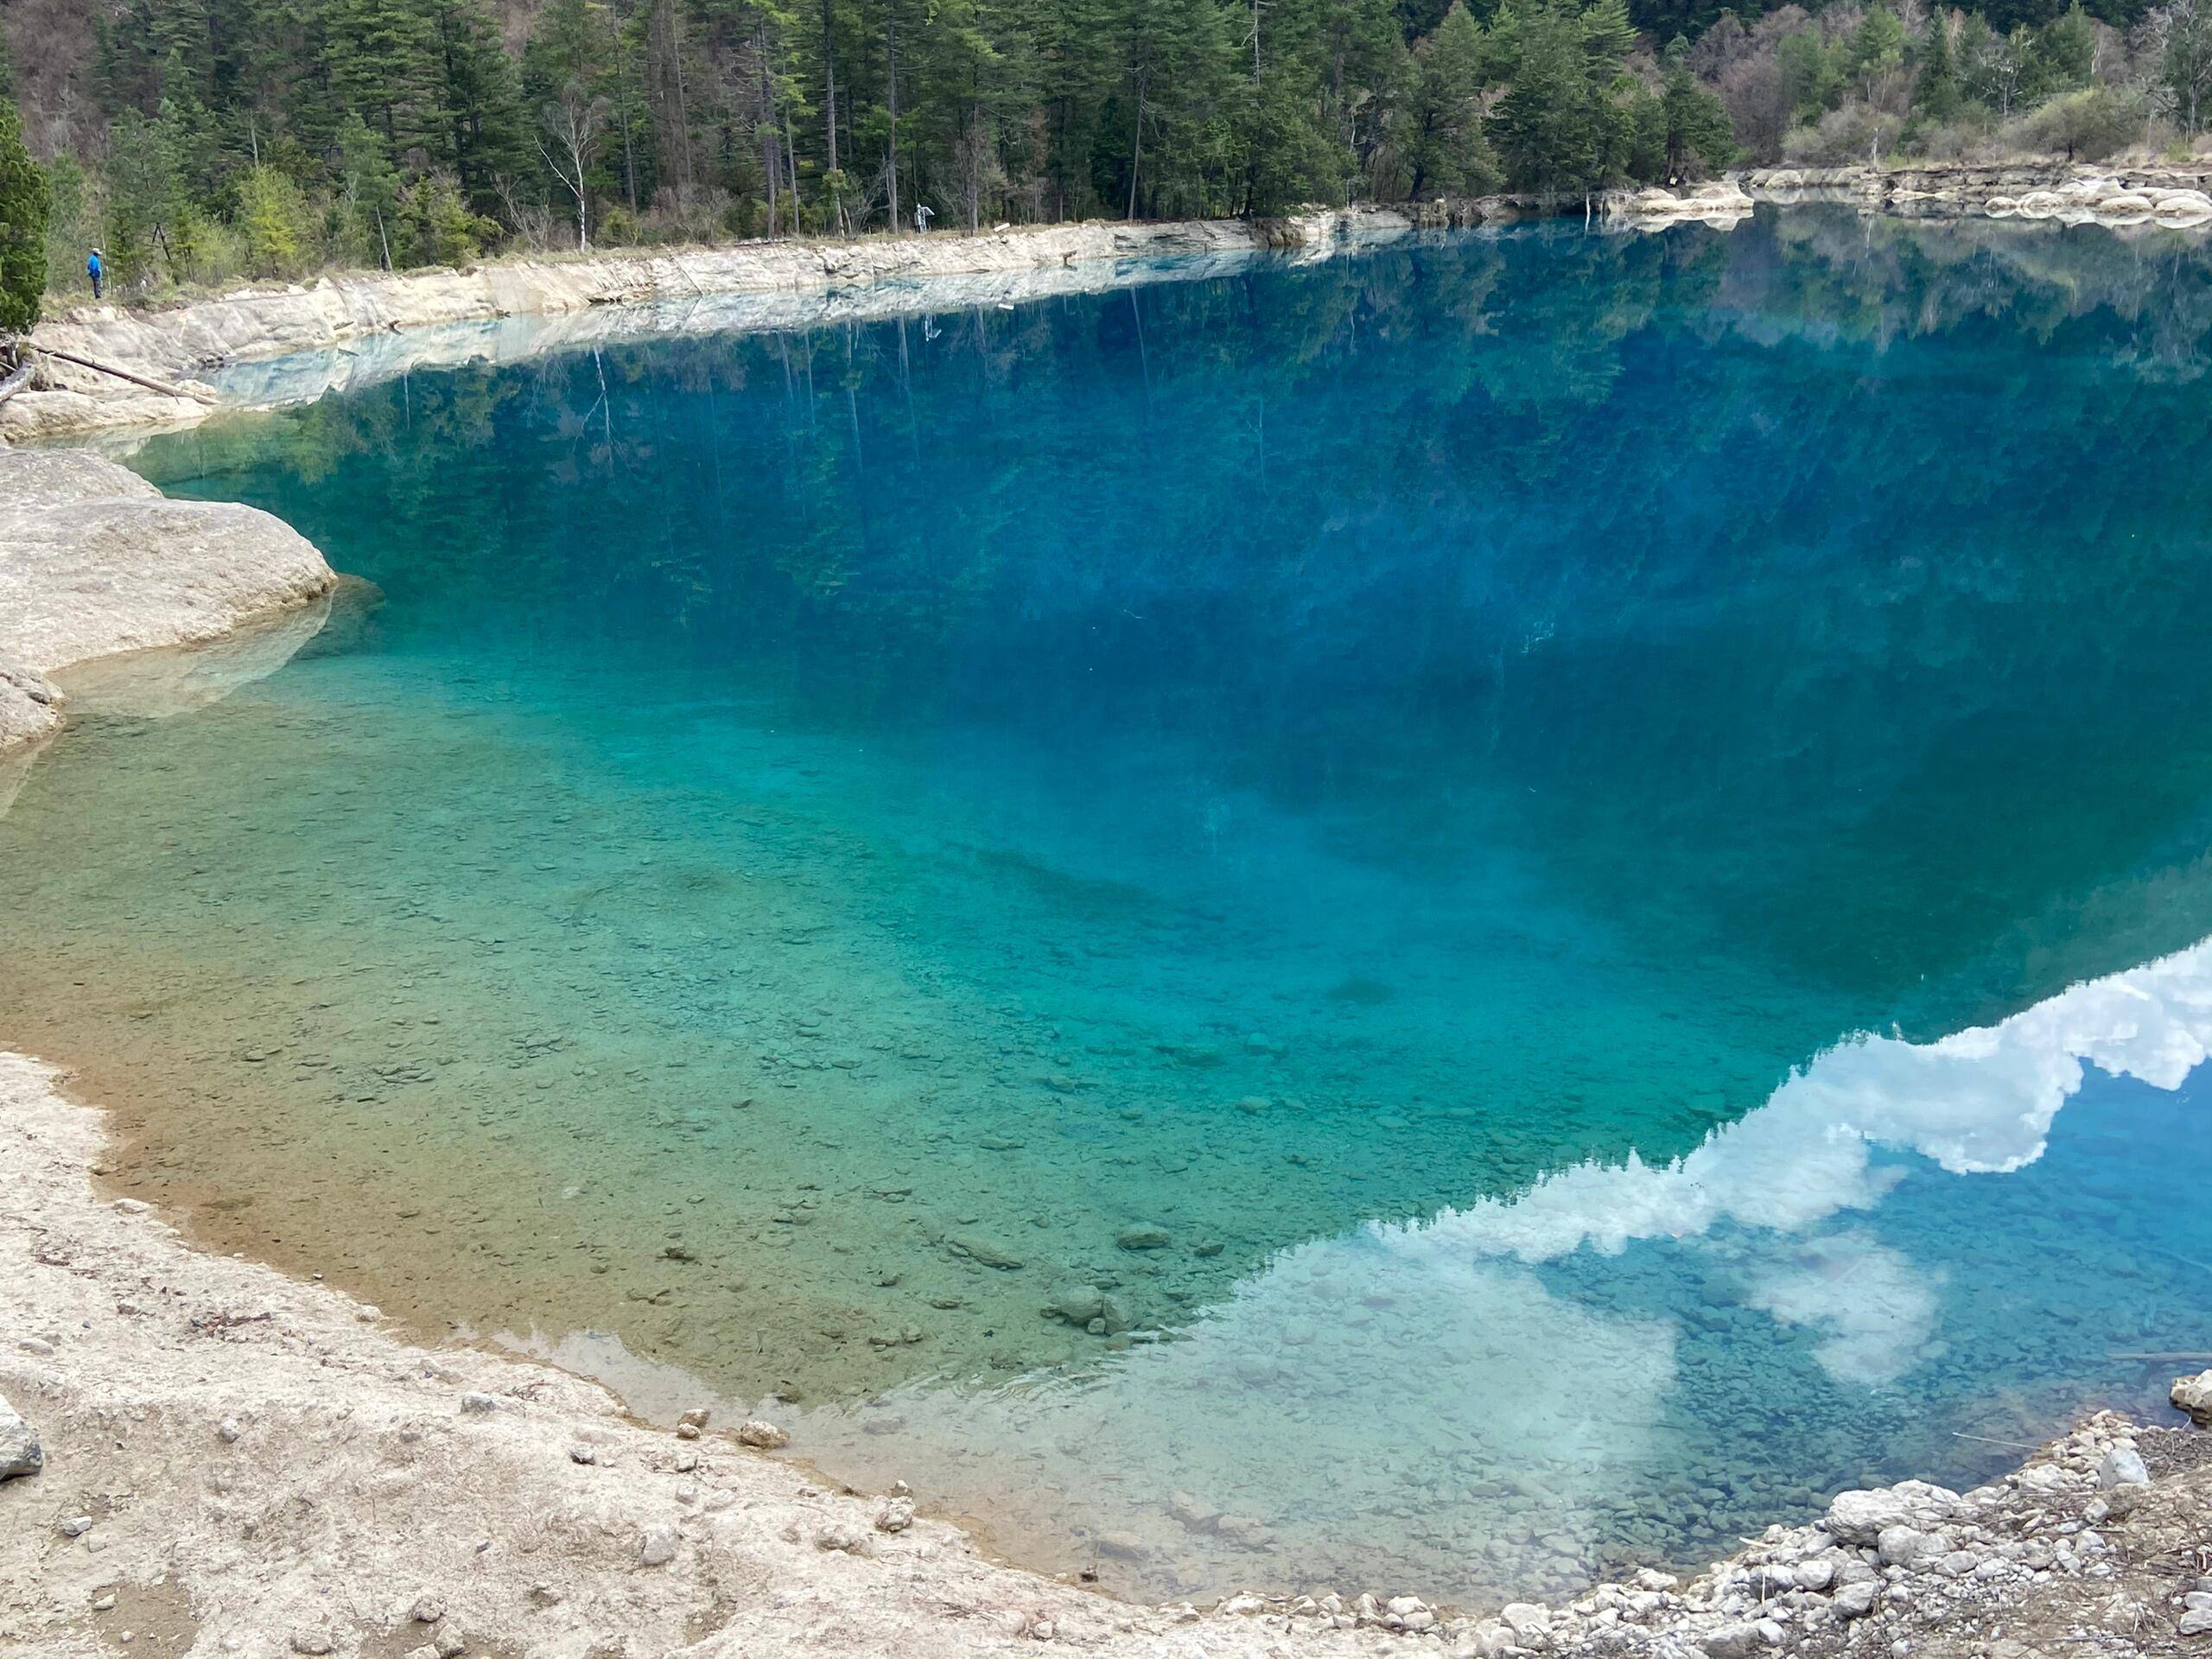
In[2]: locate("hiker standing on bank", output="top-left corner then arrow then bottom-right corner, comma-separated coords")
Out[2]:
87,249 -> 104,300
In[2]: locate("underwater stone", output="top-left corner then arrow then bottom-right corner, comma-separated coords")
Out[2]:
946,1235 -> 1025,1270
1116,1225 -> 1171,1251
1046,1284 -> 1106,1323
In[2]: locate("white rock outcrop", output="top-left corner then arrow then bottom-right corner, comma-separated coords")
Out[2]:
5,210 -> 1415,440
1608,181 -> 1756,227
2174,1368 -> 2212,1426
0,446 -> 337,758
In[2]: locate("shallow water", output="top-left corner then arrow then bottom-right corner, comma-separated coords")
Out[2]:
8,207 -> 2212,1605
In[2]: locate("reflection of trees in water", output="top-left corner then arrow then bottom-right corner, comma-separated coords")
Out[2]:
135,208 -> 2212,1040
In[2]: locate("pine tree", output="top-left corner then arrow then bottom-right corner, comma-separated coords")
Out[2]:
1844,6 -> 1906,99
1391,2 -> 1499,199
1656,35 -> 1733,176
336,111 -> 404,266
1914,10 -> 1964,120
0,97 -> 48,331
1486,0 -> 1624,194
237,162 -> 314,273
325,0 -> 444,154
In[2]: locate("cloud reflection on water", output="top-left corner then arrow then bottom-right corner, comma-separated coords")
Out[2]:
789,938 -> 2212,1605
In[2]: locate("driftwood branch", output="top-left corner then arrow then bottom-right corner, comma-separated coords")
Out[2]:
0,350 -> 35,406
34,344 -> 217,404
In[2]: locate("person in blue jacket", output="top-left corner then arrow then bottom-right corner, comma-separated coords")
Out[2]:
87,249 -> 104,300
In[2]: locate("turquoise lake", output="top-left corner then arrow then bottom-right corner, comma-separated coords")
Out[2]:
6,206 -> 2212,1605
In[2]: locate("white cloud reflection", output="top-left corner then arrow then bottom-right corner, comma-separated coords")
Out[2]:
780,943 -> 2212,1604
1390,937 -> 2212,1271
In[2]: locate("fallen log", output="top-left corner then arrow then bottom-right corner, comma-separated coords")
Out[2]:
33,344 -> 217,404
0,351 -> 35,405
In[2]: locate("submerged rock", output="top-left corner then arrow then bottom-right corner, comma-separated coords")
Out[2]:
1116,1225 -> 1172,1251
946,1234 -> 1026,1270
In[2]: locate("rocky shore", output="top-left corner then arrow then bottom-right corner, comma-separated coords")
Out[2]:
0,207 -> 1420,441
1744,162 -> 2212,226
4,1049 -> 2210,1656
15,172 -> 2208,440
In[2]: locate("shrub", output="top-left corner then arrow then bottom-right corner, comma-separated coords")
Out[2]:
1783,101 -> 1905,162
237,165 -> 317,277
2008,86 -> 2152,159
0,98 -> 50,332
397,174 -> 498,268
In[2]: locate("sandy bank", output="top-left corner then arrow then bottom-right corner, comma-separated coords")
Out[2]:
1,208 -> 1421,441
4,1050 -> 2211,1657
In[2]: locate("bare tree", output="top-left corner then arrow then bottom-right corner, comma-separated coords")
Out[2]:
539,88 -> 606,252
2143,0 -> 2212,133
950,111 -> 1005,232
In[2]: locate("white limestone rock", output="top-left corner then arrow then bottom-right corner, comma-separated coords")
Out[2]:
2173,1370 -> 2212,1427
1824,1482 -> 1960,1546
0,447 -> 335,754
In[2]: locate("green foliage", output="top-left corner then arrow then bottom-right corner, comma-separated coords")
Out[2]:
1241,67 -> 1357,213
1658,37 -> 1736,175
1777,29 -> 1842,122
2015,81 -> 2146,153
397,172 -> 495,267
1914,14 -> 1964,120
336,113 -> 404,269
1844,7 -> 1906,97
0,0 -> 2186,320
0,99 -> 49,331
1486,0 -> 1630,194
238,164 -> 315,276
2026,2 -> 2097,96
2163,0 -> 2212,132
1389,3 -> 1503,199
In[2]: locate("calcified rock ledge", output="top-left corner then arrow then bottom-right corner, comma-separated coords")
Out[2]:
3,208 -> 1425,441
1745,161 -> 2212,227
3,1049 -> 2209,1657
0,447 -> 335,766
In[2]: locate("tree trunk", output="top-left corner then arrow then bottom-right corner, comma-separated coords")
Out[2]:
823,0 -> 840,175
760,33 -> 782,237
1126,86 -> 1143,220
785,100 -> 803,224
887,10 -> 902,231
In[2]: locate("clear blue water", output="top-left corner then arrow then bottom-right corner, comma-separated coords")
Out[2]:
6,207 -> 2212,1605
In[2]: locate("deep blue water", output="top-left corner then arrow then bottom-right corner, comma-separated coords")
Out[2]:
5,206 -> 2212,1605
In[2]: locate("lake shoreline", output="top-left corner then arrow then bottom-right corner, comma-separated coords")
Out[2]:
12,162 -> 2210,443
5,204 -> 2212,1656
5,1048 -> 2210,1656
3,207 -> 1434,442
